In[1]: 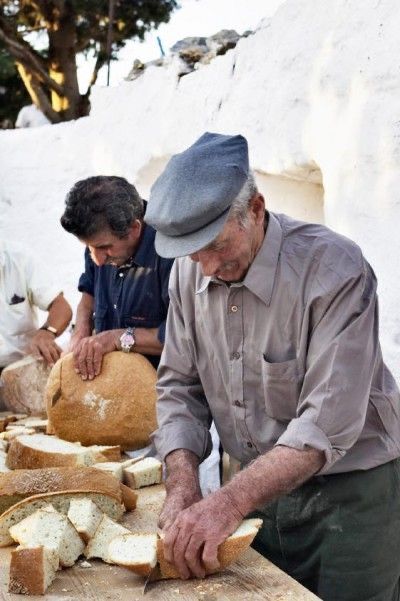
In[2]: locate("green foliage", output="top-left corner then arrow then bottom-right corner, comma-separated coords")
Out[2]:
0,0 -> 178,121
0,43 -> 29,125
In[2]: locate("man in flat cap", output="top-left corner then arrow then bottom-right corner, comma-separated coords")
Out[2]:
146,132 -> 400,600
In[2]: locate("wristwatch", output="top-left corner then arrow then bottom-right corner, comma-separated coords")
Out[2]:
39,325 -> 57,336
119,327 -> 136,353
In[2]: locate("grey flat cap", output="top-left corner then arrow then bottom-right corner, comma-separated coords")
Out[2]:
146,132 -> 249,258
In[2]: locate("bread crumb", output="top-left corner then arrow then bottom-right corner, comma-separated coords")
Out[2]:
79,560 -> 92,568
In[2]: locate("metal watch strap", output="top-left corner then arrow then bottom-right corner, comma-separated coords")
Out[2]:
39,325 -> 57,336
120,327 -> 136,353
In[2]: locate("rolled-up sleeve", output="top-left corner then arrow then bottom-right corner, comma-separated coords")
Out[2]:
77,248 -> 95,296
25,253 -> 61,310
153,262 -> 212,462
277,260 -> 379,473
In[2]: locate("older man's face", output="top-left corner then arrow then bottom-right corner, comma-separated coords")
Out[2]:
189,194 -> 265,282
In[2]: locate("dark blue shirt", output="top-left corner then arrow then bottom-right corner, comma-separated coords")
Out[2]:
78,223 -> 173,369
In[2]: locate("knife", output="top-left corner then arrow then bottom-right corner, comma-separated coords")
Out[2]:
143,564 -> 163,594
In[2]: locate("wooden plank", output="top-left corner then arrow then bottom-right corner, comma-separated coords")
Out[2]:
0,484 -> 320,600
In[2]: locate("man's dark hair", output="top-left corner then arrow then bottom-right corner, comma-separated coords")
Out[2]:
60,176 -> 144,239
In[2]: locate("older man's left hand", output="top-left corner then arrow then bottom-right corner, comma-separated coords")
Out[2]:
163,488 -> 243,580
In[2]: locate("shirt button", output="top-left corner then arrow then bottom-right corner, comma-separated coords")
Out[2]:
234,400 -> 242,407
247,441 -> 253,448
113,304 -> 117,309
232,352 -> 240,360
230,305 -> 238,313
119,273 -> 124,277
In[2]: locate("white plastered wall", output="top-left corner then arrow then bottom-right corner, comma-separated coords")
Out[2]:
0,0 -> 398,378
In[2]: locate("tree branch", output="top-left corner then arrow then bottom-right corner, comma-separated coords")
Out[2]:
0,16 -> 65,96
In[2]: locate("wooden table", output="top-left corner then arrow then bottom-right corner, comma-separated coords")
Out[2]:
0,485 -> 320,600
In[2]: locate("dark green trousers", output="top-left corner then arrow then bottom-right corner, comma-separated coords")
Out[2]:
249,458 -> 400,601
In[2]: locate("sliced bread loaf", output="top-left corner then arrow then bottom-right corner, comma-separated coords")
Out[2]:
107,533 -> 157,576
0,491 -> 124,547
9,546 -> 59,595
67,498 -> 103,543
0,467 -> 123,515
9,505 -> 84,567
123,458 -> 162,489
84,514 -> 130,562
6,434 -> 102,469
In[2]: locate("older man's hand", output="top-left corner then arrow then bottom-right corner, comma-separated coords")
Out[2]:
163,489 -> 243,580
30,330 -> 62,366
71,330 -> 118,380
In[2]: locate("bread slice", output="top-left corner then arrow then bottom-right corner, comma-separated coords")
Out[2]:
0,467 -> 123,515
67,498 -> 103,543
157,518 -> 263,579
119,483 -> 138,511
123,457 -> 162,489
6,434 -> 102,469
0,491 -> 124,547
84,514 -> 130,562
9,546 -> 59,595
93,462 -> 123,481
107,533 -> 157,576
91,445 -> 121,462
0,427 -> 35,441
9,506 -> 84,567
0,452 -> 10,473
10,417 -> 48,432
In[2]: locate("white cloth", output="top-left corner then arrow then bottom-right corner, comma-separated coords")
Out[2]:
0,241 -> 61,367
15,105 -> 50,128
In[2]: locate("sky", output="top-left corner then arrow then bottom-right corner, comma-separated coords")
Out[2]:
78,0 -> 284,90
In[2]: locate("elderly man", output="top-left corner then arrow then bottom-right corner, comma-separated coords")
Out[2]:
0,239 -> 72,370
145,132 -> 400,600
60,175 -> 174,380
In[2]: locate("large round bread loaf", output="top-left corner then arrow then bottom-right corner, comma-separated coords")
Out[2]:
0,356 -> 51,416
45,352 -> 157,450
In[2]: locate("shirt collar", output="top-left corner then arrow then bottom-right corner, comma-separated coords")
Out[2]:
243,212 -> 283,305
128,223 -> 156,268
195,212 -> 283,305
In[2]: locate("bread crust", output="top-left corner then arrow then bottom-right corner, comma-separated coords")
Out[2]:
9,546 -> 58,595
119,483 -> 138,511
0,467 -> 122,515
46,352 -> 157,450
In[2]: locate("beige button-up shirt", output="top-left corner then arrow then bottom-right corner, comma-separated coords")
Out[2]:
154,212 -> 400,474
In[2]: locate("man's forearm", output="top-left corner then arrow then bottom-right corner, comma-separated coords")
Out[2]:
222,445 -> 325,517
165,449 -> 201,491
115,327 -> 163,355
73,293 -> 94,337
45,293 -> 72,336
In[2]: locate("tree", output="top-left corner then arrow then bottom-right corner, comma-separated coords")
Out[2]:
0,0 -> 177,123
0,42 -> 30,125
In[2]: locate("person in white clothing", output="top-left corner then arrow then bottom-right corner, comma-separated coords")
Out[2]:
15,104 -> 50,128
0,240 -> 72,371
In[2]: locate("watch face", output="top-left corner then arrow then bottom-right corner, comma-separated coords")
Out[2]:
122,333 -> 135,346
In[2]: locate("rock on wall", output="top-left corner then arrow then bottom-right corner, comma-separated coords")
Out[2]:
0,0 -> 399,377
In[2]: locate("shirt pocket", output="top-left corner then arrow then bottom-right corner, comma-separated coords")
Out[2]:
7,297 -> 34,335
261,356 -> 304,421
